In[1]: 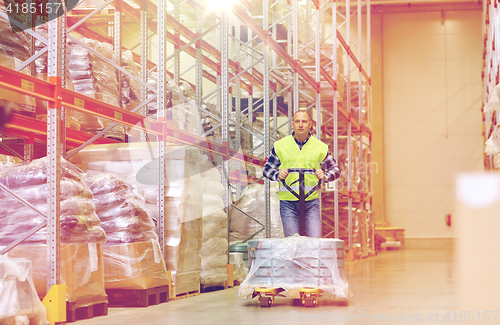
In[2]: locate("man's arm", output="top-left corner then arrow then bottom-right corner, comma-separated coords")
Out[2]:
263,147 -> 281,181
322,149 -> 340,182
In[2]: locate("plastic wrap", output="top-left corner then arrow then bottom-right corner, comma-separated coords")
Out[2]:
0,256 -> 48,325
102,239 -> 169,290
230,253 -> 248,283
0,11 -> 36,116
200,160 -> 228,285
230,182 -> 284,242
0,157 -> 106,245
85,173 -> 157,244
484,83 -> 500,114
69,143 -> 204,296
239,237 -> 348,299
67,38 -> 123,140
485,125 -> 500,156
7,243 -> 108,309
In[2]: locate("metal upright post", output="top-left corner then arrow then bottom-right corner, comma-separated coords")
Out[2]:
315,0 -> 322,234
114,3 -> 122,108
46,0 -> 63,292
332,0 -> 339,239
287,0 -> 293,133
196,0 -> 203,136
315,2 -> 321,140
272,20 -> 277,140
235,16 -> 242,200
292,0 -> 299,113
263,0 -> 271,238
174,0 -> 180,84
247,24 -> 254,142
157,0 -> 166,256
61,12 -> 67,156
221,8 -> 232,222
346,0 -> 353,251
358,0 -> 363,208
140,4 -> 148,142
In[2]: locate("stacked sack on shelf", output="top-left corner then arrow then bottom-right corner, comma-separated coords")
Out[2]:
230,182 -> 284,242
0,10 -> 36,117
32,24 -> 79,130
67,38 -> 129,141
0,157 -> 108,309
199,159 -> 228,286
85,173 -> 169,290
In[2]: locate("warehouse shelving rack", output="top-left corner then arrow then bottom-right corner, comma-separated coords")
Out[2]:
0,0 -> 373,295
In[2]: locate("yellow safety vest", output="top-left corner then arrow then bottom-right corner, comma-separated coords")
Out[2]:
274,135 -> 328,201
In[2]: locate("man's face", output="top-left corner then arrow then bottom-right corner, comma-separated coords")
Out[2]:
292,111 -> 312,138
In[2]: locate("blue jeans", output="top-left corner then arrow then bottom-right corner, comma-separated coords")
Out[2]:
280,199 -> 321,238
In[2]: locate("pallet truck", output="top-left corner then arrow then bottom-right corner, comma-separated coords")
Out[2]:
253,168 -> 323,307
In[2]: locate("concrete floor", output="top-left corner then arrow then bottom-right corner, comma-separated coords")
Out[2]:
76,249 -> 458,325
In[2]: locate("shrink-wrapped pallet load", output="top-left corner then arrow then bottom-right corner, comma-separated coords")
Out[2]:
239,237 -> 348,300
0,256 -> 48,325
85,173 -> 169,290
0,158 -> 108,309
230,182 -> 284,242
69,142 -> 203,297
200,160 -> 228,286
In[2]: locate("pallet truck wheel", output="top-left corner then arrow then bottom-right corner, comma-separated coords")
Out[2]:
259,297 -> 272,307
304,297 -> 315,307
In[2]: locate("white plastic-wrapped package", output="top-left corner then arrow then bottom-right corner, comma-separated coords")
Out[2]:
230,182 -> 284,242
484,83 -> 500,114
0,256 -> 48,325
485,125 -> 500,156
200,160 -> 228,285
239,236 -> 348,300
230,253 -> 248,283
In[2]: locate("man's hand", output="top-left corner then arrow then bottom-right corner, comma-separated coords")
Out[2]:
278,169 -> 289,180
315,169 -> 327,181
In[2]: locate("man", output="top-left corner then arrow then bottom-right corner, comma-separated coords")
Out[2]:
263,110 -> 340,238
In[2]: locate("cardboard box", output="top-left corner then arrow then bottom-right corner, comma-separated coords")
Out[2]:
7,243 -> 107,309
103,240 -> 169,290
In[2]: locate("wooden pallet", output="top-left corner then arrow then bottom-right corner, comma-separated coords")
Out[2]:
200,284 -> 226,293
65,301 -> 108,323
171,289 -> 200,300
106,285 -> 169,307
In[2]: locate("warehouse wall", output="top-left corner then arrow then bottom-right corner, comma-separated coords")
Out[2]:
380,11 -> 483,241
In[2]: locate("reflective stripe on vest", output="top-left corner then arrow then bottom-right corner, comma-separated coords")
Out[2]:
274,135 -> 328,201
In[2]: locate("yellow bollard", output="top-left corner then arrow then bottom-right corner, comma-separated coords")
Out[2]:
42,284 -> 66,325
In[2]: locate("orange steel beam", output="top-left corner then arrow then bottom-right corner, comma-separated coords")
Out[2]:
336,31 -> 370,84
0,65 -> 265,167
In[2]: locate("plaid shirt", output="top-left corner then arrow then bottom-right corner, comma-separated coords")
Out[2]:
263,133 -> 340,182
